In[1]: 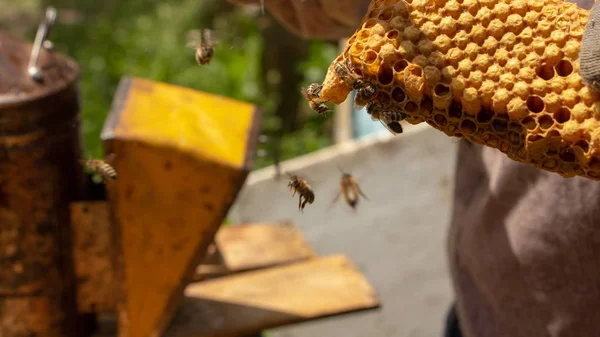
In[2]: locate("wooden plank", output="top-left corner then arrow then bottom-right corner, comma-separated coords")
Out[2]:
71,201 -> 118,313
164,255 -> 381,337
215,222 -> 315,273
101,77 -> 261,337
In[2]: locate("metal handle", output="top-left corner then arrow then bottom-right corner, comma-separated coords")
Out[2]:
28,7 -> 57,81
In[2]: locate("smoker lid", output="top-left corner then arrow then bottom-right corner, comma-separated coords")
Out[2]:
0,30 -> 80,106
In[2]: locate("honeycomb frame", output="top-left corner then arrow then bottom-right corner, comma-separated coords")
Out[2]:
317,0 -> 600,180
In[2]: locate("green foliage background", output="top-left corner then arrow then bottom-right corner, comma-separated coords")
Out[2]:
2,0 -> 339,169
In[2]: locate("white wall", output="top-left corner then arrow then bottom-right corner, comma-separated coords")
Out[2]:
228,124 -> 459,337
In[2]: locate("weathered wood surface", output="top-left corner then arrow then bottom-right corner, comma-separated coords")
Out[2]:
166,255 -> 380,337
215,222 -> 315,273
100,77 -> 261,337
91,255 -> 380,337
71,201 -> 118,313
0,30 -> 88,337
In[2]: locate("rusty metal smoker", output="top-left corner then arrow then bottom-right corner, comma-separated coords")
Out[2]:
0,8 -> 90,337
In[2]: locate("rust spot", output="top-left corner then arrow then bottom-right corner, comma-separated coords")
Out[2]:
164,161 -> 173,171
203,203 -> 214,211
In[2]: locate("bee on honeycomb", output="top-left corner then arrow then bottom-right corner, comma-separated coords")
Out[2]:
314,0 -> 600,180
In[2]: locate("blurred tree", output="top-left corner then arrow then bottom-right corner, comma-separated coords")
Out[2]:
2,0 -> 338,170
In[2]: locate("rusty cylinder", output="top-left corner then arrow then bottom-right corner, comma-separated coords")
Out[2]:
0,29 -> 87,337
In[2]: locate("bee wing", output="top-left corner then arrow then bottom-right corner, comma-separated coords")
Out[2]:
355,181 -> 370,201
326,190 -> 342,212
300,87 -> 310,100
379,119 -> 402,136
203,28 -> 224,46
104,153 -> 116,165
186,29 -> 202,48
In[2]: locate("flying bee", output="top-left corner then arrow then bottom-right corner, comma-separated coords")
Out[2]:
301,84 -> 330,119
332,167 -> 369,210
79,153 -> 117,181
287,173 -> 315,212
366,100 -> 405,135
334,58 -> 377,108
187,28 -> 217,65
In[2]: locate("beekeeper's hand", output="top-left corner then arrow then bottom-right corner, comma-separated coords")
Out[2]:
580,0 -> 600,88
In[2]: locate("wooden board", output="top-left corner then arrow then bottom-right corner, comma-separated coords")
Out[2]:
71,201 -> 117,313
100,77 -> 261,337
164,255 -> 381,337
215,222 -> 315,272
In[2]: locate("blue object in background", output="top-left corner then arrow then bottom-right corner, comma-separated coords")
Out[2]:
350,90 -> 387,139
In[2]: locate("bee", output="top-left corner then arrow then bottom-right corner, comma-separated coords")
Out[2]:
187,28 -> 217,65
287,173 -> 315,212
366,100 -> 406,135
334,58 -> 377,108
79,153 -> 117,181
301,83 -> 330,119
332,167 -> 369,210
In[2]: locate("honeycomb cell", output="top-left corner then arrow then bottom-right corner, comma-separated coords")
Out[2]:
506,14 -> 524,33
433,83 -> 452,109
543,158 -> 558,169
544,44 -> 563,64
526,95 -> 545,113
521,116 -> 537,130
575,139 -> 590,153
499,73 -> 516,90
394,59 -> 409,72
378,63 -> 394,85
486,64 -> 503,81
476,4 -> 493,24
570,103 -> 589,121
404,25 -> 421,41
423,66 -> 441,87
459,119 -> 477,134
471,25 -> 487,45
405,101 -> 420,113
518,67 -> 536,82
536,63 -> 555,80
350,43 -> 366,56
477,108 -> 494,123
379,7 -> 394,20
531,78 -> 549,95
439,17 -> 458,37
487,19 -> 506,40
492,118 -> 508,133
512,82 -> 530,100
448,102 -> 463,119
507,97 -> 530,119
554,107 -> 571,123
420,21 -> 438,39
364,50 -> 378,64
392,87 -> 407,103
492,88 -> 511,113
555,59 -> 573,77
559,150 -> 576,162
562,89 -> 579,108
417,40 -> 434,56
500,33 -> 518,51
434,113 -> 448,126
398,41 -> 416,59
444,0 -> 462,18
538,114 -> 554,130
